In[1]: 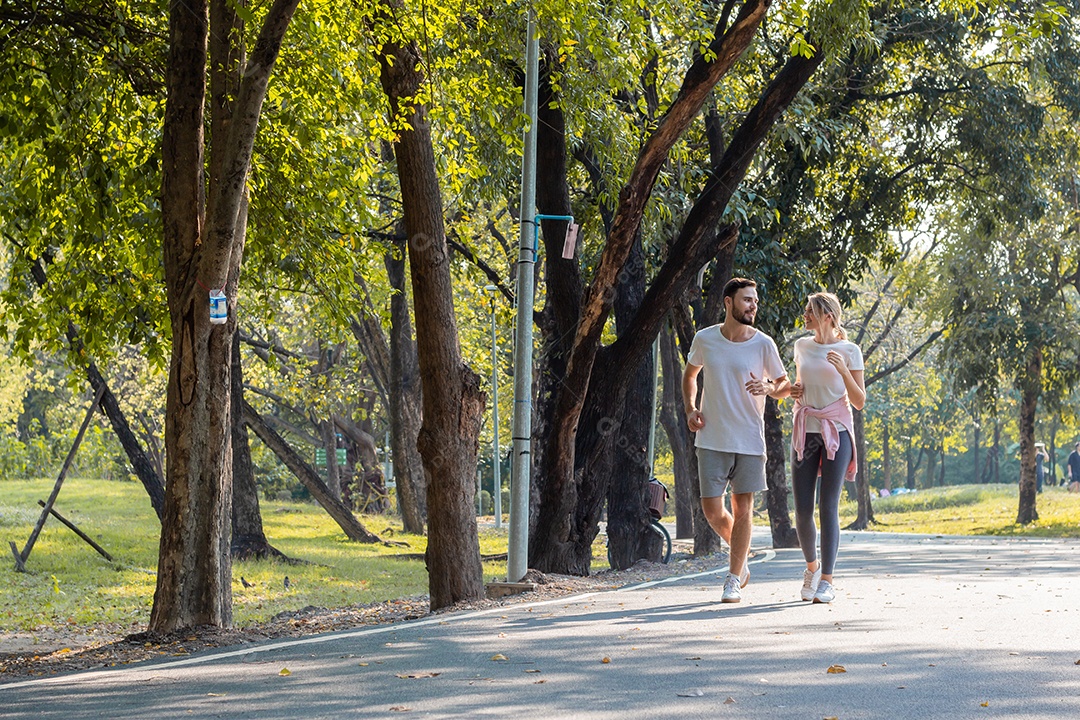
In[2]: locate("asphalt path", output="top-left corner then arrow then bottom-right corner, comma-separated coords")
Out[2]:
2,530 -> 1079,719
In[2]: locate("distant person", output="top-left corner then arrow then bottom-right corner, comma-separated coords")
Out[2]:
776,292 -> 865,605
1035,443 -> 1049,493
683,278 -> 789,604
1067,443 -> 1080,493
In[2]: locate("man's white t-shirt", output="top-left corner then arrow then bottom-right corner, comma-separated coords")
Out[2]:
793,336 -> 864,434
687,326 -> 787,455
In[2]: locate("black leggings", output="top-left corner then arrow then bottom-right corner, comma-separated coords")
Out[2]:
792,430 -> 852,576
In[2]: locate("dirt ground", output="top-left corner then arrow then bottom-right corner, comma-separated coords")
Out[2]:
0,545 -> 727,683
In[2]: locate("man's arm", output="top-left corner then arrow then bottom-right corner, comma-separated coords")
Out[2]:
682,363 -> 705,432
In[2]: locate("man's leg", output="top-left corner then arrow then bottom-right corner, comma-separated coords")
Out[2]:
727,491 -> 754,578
700,496 -> 733,546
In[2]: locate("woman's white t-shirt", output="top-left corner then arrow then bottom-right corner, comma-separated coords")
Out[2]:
793,336 -> 864,434
687,326 -> 787,456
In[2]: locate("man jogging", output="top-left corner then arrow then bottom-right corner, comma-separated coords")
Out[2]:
682,277 -> 788,603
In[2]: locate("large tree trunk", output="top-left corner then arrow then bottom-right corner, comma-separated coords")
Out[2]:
529,60 -> 584,550
375,4 -> 485,609
153,0 -> 228,632
531,18 -> 822,574
658,322 -> 695,539
151,0 -> 299,634
243,400 -> 383,542
764,398 -> 799,546
230,314 -> 288,561
606,232 -> 661,570
1017,347 -> 1042,524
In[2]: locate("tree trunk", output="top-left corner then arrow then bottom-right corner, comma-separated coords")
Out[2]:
992,418 -> 1001,484
658,322 -> 695,539
151,0 -> 299,634
882,414 -> 892,491
938,443 -> 946,486
385,236 -> 427,533
529,59 -> 584,554
764,397 -> 799,546
606,232 -> 661,569
972,410 -> 980,485
375,6 -> 485,609
847,407 -> 875,529
531,33 -> 822,574
230,331 -> 288,561
349,212 -> 426,531
152,0 -> 229,632
1017,347 -> 1042,524
1049,420 -> 1059,486
335,413 -> 389,513
243,400 -> 383,542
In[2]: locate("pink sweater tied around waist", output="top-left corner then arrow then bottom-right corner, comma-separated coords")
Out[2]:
792,398 -> 858,482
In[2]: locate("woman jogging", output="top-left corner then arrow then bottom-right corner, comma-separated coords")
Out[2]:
783,292 -> 865,604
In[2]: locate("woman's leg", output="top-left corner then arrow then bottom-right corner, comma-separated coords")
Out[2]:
817,430 -> 853,580
791,434 -> 825,566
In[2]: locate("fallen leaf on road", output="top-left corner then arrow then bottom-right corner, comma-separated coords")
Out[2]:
601,657 -> 611,664
534,679 -> 546,684
676,689 -> 704,697
279,668 -> 291,676
1075,659 -> 1080,665
491,654 -> 508,661
396,672 -> 441,679
981,701 -> 989,707
724,697 -> 736,704
826,665 -> 846,674
498,632 -> 507,638
359,662 -> 369,667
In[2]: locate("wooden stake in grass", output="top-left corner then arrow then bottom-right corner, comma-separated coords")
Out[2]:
10,384 -> 105,572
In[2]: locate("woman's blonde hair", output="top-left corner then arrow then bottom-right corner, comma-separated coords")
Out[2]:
807,292 -> 847,340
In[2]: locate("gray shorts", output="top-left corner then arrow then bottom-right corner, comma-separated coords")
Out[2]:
696,448 -> 767,497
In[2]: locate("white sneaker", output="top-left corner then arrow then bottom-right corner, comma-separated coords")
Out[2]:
813,579 -> 835,604
801,565 -> 822,601
721,572 -> 743,603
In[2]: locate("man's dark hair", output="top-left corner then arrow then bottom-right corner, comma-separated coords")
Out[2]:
723,277 -> 757,300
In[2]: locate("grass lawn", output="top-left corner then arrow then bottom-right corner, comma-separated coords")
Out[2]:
0,478 -> 515,632
2,478 -> 1075,634
838,483 -> 1080,537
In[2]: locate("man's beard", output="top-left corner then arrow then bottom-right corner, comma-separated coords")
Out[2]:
733,309 -> 756,326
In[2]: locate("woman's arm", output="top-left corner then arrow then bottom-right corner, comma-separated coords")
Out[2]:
826,350 -> 866,410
